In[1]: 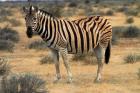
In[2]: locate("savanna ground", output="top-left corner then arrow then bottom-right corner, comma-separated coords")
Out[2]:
0,1 -> 140,93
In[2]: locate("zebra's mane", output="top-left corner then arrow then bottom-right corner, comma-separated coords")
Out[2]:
39,9 -> 53,17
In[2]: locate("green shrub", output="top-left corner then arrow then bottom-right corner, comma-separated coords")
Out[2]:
0,57 -> 10,76
1,73 -> 47,93
28,40 -> 48,50
123,26 -> 140,38
40,56 -> 53,64
126,16 -> 134,24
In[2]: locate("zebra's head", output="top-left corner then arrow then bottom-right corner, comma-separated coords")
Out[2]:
23,5 -> 39,38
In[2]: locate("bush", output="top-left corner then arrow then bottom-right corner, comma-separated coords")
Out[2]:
0,27 -> 19,52
138,69 -> 140,79
28,40 -> 48,50
105,9 -> 114,16
112,26 -> 126,37
0,40 -> 14,52
126,16 -> 134,24
72,52 -> 97,65
1,73 -> 47,93
125,9 -> 139,16
0,57 -> 10,76
124,54 -> 137,63
0,27 -> 19,43
116,6 -> 128,12
40,56 -> 53,64
0,8 -> 13,17
9,19 -> 21,27
123,26 -> 140,38
68,2 -> 77,7
124,54 -> 140,64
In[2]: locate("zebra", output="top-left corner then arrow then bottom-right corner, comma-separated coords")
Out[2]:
23,5 -> 112,83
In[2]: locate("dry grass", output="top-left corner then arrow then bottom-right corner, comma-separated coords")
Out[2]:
0,2 -> 140,93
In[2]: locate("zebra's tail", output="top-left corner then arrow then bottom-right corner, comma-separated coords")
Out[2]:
105,40 -> 111,64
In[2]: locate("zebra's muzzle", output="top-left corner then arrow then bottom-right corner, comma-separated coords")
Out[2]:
26,27 -> 33,38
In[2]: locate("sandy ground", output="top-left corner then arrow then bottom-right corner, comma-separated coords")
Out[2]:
0,7 -> 140,93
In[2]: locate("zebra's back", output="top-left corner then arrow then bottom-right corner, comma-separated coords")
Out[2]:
63,16 -> 112,54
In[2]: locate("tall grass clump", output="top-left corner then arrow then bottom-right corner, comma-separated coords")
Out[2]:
0,40 -> 14,52
28,40 -> 48,50
105,9 -> 114,16
126,16 -> 134,24
0,27 -> 19,52
123,26 -> 140,38
40,56 -> 53,64
0,27 -> 19,43
124,54 -> 140,64
125,9 -> 139,16
9,19 -> 22,27
0,57 -> 10,76
72,52 -> 97,65
138,69 -> 140,79
1,73 -> 47,93
0,8 -> 13,17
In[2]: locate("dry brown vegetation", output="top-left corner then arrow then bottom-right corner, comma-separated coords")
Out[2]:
0,1 -> 140,93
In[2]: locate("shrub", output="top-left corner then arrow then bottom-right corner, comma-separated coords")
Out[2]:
19,73 -> 47,93
68,2 -> 77,7
125,9 -> 139,16
0,27 -> 19,43
0,8 -> 13,17
0,40 -> 14,52
9,19 -> 21,27
72,52 -> 97,65
124,54 -> 137,63
116,6 -> 128,12
28,40 -> 48,50
123,26 -> 140,38
124,54 -> 140,64
40,56 -> 53,64
105,9 -> 114,16
1,73 -> 47,93
138,69 -> 140,79
0,57 -> 10,76
126,16 -> 134,24
112,26 -> 126,37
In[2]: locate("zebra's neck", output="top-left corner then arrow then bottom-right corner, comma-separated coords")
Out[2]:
36,10 -> 55,40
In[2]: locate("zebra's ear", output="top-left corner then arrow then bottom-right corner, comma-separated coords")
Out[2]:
31,6 -> 38,13
23,6 -> 28,13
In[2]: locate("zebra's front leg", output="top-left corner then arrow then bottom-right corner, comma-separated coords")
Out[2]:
51,49 -> 61,83
94,45 -> 104,83
60,48 -> 73,83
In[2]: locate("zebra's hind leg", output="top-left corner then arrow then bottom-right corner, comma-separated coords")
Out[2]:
94,44 -> 104,83
51,49 -> 61,83
60,48 -> 73,83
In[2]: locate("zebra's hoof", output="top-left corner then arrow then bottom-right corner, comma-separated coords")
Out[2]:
53,78 -> 61,83
66,78 -> 73,84
94,78 -> 101,83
